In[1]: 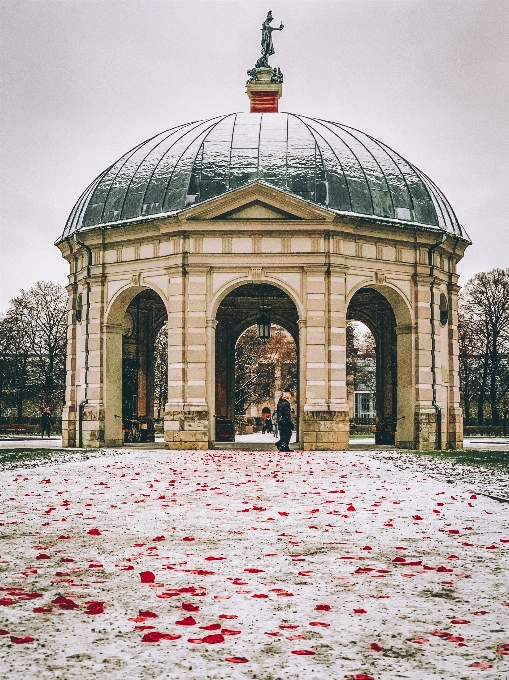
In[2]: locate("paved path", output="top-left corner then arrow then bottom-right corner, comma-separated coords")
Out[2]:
0,448 -> 507,679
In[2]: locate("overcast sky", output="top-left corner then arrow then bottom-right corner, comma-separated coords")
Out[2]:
1,0 -> 507,311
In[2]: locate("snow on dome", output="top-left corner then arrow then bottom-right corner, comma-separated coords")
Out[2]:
60,112 -> 466,240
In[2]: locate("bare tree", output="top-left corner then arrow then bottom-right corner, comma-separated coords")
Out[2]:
460,269 -> 509,426
235,325 -> 297,414
0,282 -> 67,420
153,324 -> 168,420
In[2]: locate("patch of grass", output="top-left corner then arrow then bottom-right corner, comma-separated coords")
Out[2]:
404,448 -> 509,473
0,447 -> 100,469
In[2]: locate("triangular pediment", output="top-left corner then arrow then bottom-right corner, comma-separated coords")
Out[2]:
180,181 -> 335,222
214,200 -> 300,220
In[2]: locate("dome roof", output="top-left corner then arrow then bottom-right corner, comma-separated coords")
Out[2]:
61,112 -> 466,240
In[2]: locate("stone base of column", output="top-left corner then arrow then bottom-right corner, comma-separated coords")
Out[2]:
61,406 -> 76,447
447,407 -> 463,449
81,403 -> 105,447
301,410 -> 350,451
164,410 -> 209,450
414,408 -> 438,450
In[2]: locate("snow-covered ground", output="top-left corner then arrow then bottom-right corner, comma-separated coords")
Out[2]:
0,448 -> 508,679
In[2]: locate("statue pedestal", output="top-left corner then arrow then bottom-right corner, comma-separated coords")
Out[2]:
246,80 -> 282,113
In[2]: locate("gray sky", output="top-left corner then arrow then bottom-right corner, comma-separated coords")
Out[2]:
1,0 -> 508,311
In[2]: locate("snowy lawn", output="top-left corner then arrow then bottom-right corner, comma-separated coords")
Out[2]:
0,448 -> 508,680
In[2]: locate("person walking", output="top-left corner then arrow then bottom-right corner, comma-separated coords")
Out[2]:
41,408 -> 53,439
275,388 -> 293,452
261,407 -> 273,434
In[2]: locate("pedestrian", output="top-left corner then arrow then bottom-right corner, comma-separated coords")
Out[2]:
272,409 -> 278,438
41,408 -> 53,439
261,407 -> 273,434
275,388 -> 293,452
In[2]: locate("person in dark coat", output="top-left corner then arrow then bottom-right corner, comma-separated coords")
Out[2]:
275,388 -> 293,452
41,408 -> 53,438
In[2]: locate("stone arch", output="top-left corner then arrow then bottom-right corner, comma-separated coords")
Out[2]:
211,276 -> 305,324
103,283 -> 169,446
346,283 -> 415,448
213,281 -> 300,444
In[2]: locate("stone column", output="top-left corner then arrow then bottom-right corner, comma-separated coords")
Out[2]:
206,317 -> 217,446
447,282 -> 463,448
79,273 -> 106,447
412,273 -> 439,450
164,264 -> 208,450
301,265 -> 349,450
61,282 -> 78,447
103,322 -> 123,446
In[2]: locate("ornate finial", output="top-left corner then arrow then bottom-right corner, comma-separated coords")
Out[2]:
246,12 -> 284,113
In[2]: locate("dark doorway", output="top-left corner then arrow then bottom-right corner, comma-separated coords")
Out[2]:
347,288 -> 397,445
122,289 -> 167,442
215,284 -> 299,445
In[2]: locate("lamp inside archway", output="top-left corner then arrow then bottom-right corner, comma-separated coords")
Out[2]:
257,311 -> 271,343
257,286 -> 271,343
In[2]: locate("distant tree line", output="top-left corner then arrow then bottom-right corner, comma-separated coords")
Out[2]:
0,282 -> 67,423
459,268 -> 509,429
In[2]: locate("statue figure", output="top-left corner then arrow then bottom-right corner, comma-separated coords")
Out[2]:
246,68 -> 259,84
271,67 -> 283,84
255,11 -> 284,69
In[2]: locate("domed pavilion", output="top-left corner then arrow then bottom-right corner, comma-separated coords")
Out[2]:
57,20 -> 469,450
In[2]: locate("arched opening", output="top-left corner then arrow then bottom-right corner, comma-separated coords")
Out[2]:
104,286 -> 168,446
347,288 -> 398,446
347,320 -> 376,430
347,285 -> 414,448
214,283 -> 299,446
121,289 -> 168,442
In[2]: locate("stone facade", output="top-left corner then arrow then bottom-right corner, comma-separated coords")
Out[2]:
57,182 -> 468,451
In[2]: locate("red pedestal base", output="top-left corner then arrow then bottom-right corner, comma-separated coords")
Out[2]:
250,92 -> 279,113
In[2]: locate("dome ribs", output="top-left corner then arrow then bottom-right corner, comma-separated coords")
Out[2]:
60,112 -> 464,240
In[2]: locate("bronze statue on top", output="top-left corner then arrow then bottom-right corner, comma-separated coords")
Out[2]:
255,11 -> 284,69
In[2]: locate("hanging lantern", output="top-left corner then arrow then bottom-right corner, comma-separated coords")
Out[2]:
257,311 -> 271,343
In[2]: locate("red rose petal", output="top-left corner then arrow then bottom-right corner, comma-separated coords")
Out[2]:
140,571 -> 155,583
85,601 -> 104,615
252,593 -> 268,598
201,633 -> 224,644
291,649 -> 315,655
182,603 -> 199,612
51,595 -> 79,610
410,637 -> 429,644
87,528 -> 101,536
200,623 -> 221,630
309,621 -> 329,627
354,608 -> 367,614
370,642 -> 384,651
225,657 -> 248,663
33,607 -> 52,613
182,537 -> 195,542
139,609 -> 158,618
470,662 -> 493,669
0,630 -> 9,635
451,619 -> 470,624
10,636 -> 35,644
176,616 -> 197,626
218,614 -> 237,619
315,604 -> 331,611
